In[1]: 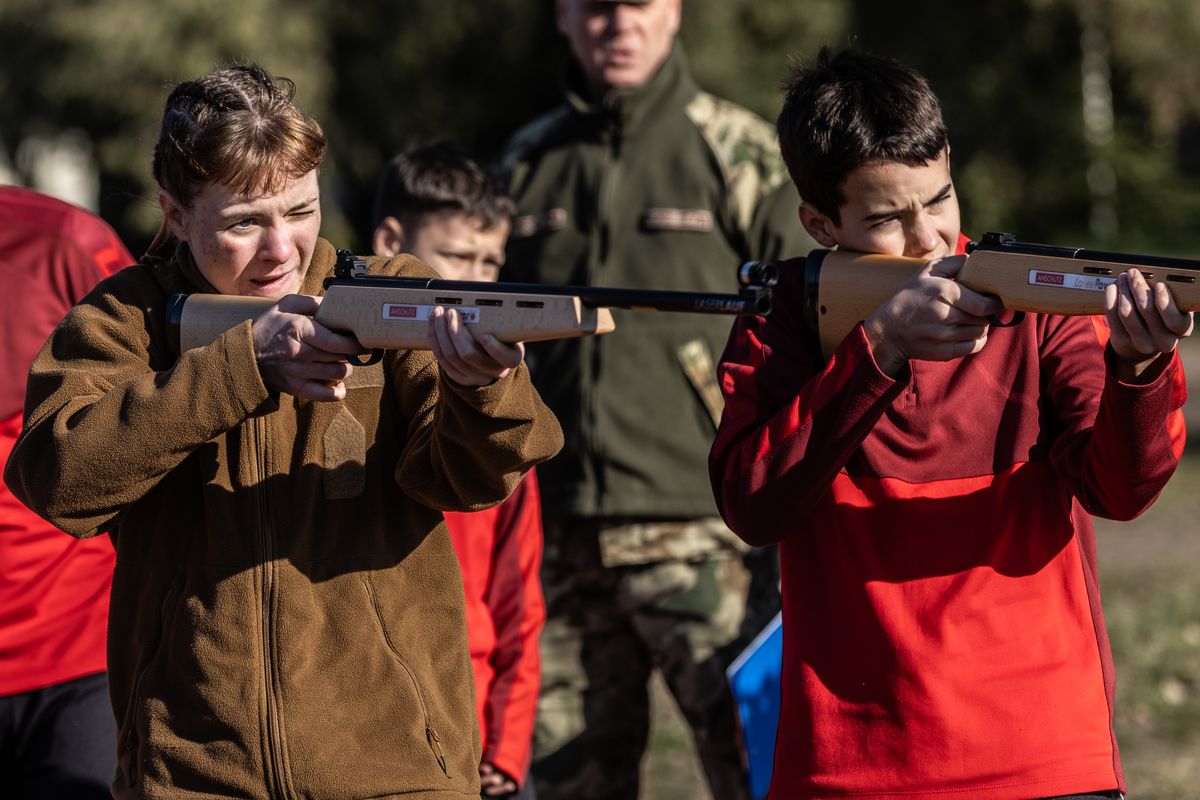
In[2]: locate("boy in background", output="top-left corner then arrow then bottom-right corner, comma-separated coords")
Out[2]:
710,48 -> 1191,799
373,143 -> 543,800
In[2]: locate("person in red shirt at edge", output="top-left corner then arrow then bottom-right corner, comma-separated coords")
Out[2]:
709,47 -> 1193,800
372,143 -> 545,800
0,185 -> 133,797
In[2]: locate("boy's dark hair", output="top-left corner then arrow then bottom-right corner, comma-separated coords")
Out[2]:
777,47 -> 949,224
372,142 -> 515,230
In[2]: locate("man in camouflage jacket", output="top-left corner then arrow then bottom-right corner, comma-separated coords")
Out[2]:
498,1 -> 815,797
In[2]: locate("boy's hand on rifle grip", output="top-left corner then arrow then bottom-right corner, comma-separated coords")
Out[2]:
1105,268 -> 1195,381
864,254 -> 1004,377
251,294 -> 362,402
428,306 -> 526,387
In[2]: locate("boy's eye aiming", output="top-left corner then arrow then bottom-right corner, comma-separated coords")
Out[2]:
924,184 -> 954,210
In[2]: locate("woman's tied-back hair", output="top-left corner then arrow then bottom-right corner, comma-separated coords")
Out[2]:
148,63 -> 327,254
777,47 -> 948,225
372,142 -> 515,232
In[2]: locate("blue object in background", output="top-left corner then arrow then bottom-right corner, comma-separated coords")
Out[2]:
726,612 -> 782,800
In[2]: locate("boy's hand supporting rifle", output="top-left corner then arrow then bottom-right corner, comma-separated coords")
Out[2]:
860,254 -> 1196,381
1105,268 -> 1195,381
862,254 -> 1004,377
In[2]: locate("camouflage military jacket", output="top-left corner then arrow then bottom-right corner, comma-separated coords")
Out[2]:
499,45 -> 814,523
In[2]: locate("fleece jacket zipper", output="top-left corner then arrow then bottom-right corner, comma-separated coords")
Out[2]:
255,416 -> 292,798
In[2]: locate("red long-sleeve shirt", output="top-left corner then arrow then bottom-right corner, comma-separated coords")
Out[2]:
0,186 -> 131,695
444,471 -> 545,786
710,239 -> 1187,799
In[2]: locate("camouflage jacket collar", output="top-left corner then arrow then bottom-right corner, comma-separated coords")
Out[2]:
564,43 -> 698,138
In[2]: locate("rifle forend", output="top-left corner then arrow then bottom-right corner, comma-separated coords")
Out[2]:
804,232 -> 1200,360
168,249 -> 776,365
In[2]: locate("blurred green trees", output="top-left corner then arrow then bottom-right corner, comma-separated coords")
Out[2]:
0,0 -> 331,247
5,0 -> 1200,257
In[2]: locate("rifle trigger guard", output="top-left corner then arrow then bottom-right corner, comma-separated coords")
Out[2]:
348,348 -> 384,367
987,310 -> 1025,328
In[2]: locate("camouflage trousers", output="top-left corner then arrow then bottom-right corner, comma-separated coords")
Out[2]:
531,517 -> 780,800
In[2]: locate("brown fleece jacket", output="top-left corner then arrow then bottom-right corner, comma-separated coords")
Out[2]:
3,239 -> 562,800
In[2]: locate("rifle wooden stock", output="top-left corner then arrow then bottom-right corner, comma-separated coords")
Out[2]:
806,232 -> 1200,360
169,250 -> 776,359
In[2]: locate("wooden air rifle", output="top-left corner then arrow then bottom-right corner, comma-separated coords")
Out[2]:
804,232 -> 1200,360
168,249 -> 777,364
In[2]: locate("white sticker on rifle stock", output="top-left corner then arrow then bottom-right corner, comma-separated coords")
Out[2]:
1028,270 -> 1117,292
381,304 -> 481,323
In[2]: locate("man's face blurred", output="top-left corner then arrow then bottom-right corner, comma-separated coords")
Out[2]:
393,210 -> 508,283
557,0 -> 681,95
799,149 -> 961,260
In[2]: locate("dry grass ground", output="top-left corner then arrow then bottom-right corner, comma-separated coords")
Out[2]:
1094,337 -> 1200,799
640,339 -> 1200,800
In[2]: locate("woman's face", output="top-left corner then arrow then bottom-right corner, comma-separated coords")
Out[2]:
161,170 -> 321,298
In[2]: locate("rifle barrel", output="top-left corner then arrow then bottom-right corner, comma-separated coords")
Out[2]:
968,232 -> 1200,271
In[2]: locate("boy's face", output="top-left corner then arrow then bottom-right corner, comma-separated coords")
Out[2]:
374,210 -> 508,282
799,149 -> 960,260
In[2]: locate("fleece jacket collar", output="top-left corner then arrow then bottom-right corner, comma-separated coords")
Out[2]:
161,238 -> 339,297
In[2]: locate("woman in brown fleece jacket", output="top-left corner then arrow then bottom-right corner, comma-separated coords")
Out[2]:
3,64 -> 562,800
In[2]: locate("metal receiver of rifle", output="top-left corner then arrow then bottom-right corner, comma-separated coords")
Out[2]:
803,232 -> 1200,361
168,249 -> 777,365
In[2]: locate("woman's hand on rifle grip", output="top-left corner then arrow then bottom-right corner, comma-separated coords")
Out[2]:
251,294 -> 362,402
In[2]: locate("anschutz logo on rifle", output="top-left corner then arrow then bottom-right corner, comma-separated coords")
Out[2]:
694,299 -> 745,311
381,303 -> 482,323
1027,270 -> 1114,292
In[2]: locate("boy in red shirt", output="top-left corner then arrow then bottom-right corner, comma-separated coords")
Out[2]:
710,48 -> 1192,799
373,144 -> 544,800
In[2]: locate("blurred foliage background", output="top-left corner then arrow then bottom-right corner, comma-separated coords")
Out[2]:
9,0 -> 1200,258
3,1 -> 1198,797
